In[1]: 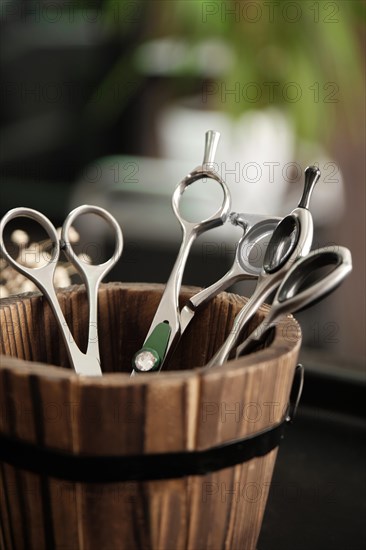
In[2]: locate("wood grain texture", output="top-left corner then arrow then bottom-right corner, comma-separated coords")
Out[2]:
0,283 -> 301,550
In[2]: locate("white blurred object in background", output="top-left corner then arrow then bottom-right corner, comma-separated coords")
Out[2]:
158,101 -> 344,224
70,103 -> 344,246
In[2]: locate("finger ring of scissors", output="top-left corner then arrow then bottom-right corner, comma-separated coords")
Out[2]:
236,245 -> 352,357
0,205 -> 123,376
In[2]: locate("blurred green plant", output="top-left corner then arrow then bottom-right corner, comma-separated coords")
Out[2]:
87,0 -> 365,144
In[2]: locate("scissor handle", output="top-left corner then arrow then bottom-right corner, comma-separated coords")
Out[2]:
172,131 -> 231,234
235,246 -> 352,357
186,221 -> 258,314
172,169 -> 231,234
203,130 -> 221,166
191,215 -> 282,309
61,205 -> 123,362
271,245 -> 352,317
0,207 -> 59,291
61,205 -> 123,283
0,207 -> 103,375
237,216 -> 281,277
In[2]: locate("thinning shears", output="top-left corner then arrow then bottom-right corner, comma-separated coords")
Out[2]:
0,205 -> 123,376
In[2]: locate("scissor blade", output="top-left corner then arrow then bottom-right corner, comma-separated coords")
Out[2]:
179,302 -> 196,335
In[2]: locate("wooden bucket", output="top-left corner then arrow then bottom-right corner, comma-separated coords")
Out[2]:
0,282 -> 301,550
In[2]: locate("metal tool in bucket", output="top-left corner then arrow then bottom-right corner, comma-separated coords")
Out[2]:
0,205 -> 123,376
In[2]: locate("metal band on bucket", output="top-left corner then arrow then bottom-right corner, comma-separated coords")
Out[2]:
0,420 -> 285,483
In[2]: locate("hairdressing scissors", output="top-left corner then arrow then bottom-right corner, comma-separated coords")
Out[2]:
178,213 -> 281,337
205,165 -> 321,367
133,211 -> 280,373
235,246 -> 352,357
132,130 -> 231,375
0,205 -> 123,376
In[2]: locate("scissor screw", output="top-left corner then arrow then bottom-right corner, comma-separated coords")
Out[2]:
133,348 -> 160,373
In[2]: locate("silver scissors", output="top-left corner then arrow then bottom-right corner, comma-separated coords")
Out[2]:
133,211 -> 280,373
132,130 -> 231,374
178,213 -> 281,338
205,165 -> 321,368
235,245 -> 352,357
0,205 -> 123,376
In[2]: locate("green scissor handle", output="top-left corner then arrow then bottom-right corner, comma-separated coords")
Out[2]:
132,322 -> 172,373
